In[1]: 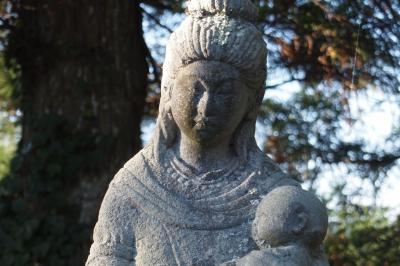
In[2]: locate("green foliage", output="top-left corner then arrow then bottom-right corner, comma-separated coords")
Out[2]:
0,53 -> 18,180
142,1 -> 400,188
261,87 -> 399,189
144,0 -> 400,92
262,88 -> 346,180
256,1 -> 400,191
0,115 -> 112,265
142,4 -> 400,264
0,139 -> 15,179
259,0 -> 400,92
0,53 -> 20,112
325,204 -> 400,266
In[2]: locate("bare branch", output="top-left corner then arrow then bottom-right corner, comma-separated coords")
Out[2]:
144,42 -> 161,86
265,78 -> 305,89
141,7 -> 173,34
0,17 -> 14,30
140,0 -> 177,13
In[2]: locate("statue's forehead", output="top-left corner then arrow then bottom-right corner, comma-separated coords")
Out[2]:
177,61 -> 240,81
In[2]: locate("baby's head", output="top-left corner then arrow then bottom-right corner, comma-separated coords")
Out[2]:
252,186 -> 328,249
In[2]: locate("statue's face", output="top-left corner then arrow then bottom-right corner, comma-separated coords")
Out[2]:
171,61 -> 248,145
253,197 -> 308,248
253,201 -> 290,247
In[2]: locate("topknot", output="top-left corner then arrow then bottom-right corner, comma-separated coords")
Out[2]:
186,0 -> 258,22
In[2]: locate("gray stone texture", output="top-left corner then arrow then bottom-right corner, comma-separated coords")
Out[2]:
234,186 -> 329,266
86,0 -> 329,265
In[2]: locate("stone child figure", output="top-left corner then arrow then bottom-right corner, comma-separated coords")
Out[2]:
235,186 -> 329,266
86,0 -> 327,265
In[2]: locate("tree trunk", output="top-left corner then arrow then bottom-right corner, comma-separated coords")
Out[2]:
7,0 -> 148,263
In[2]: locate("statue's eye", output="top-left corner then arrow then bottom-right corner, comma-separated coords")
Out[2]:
191,81 -> 205,100
220,95 -> 233,103
215,90 -> 233,103
215,81 -> 233,96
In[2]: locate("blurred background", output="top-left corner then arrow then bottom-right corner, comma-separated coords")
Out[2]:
0,0 -> 399,265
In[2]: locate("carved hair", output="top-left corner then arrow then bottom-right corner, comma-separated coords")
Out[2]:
152,0 -> 267,163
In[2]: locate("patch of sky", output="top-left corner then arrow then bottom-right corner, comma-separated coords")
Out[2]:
141,116 -> 156,146
141,4 -> 184,62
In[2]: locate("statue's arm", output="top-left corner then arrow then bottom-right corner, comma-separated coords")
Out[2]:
86,181 -> 137,266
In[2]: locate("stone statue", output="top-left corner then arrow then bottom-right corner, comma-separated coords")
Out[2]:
86,0 -> 328,265
232,186 -> 329,266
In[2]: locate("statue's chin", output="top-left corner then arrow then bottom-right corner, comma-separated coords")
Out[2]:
192,128 -> 222,143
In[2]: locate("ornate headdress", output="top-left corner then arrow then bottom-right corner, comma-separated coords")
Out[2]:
162,0 -> 267,94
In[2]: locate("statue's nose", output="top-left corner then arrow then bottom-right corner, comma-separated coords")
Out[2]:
197,91 -> 212,117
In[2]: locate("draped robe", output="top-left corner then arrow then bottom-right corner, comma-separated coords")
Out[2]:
86,145 -> 299,266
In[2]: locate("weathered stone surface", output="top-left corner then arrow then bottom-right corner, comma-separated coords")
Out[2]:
86,0 -> 329,265
233,186 -> 329,266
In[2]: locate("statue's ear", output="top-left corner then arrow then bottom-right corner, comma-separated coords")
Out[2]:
292,212 -> 308,235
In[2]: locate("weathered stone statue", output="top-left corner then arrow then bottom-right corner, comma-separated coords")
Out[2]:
86,0 -> 328,265
233,186 -> 329,266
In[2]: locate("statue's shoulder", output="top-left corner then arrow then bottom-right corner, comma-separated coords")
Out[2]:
124,144 -> 154,172
250,149 -> 300,189
95,146 -> 159,229
112,145 -> 155,185
100,145 -> 160,214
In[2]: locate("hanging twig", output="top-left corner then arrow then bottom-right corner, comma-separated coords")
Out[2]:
141,7 -> 173,34
349,4 -> 364,91
140,0 -> 176,13
0,17 -> 14,30
144,43 -> 161,86
265,77 -> 306,89
311,0 -> 346,22
350,24 -> 361,90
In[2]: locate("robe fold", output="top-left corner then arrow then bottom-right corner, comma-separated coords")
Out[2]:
86,146 -> 299,266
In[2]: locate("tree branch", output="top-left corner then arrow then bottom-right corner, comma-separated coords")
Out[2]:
140,0 -> 177,13
265,77 -> 305,89
316,144 -> 400,168
144,41 -> 161,86
0,17 -> 14,30
141,7 -> 173,33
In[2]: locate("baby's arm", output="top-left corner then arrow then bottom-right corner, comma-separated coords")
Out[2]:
235,250 -> 270,266
236,247 -> 311,266
219,250 -> 267,266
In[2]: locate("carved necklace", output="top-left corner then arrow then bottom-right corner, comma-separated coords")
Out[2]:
161,151 -> 249,199
170,154 -> 240,184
